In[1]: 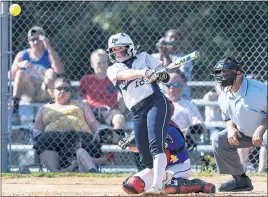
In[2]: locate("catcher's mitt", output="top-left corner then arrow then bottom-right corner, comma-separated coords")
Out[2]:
118,130 -> 136,150
94,128 -> 126,144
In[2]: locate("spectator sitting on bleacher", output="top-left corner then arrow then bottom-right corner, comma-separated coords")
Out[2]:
79,49 -> 126,143
33,77 -> 112,172
164,73 -> 206,151
152,29 -> 192,100
9,26 -> 64,125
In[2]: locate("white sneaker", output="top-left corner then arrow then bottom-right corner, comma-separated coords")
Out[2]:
163,171 -> 173,186
145,185 -> 162,193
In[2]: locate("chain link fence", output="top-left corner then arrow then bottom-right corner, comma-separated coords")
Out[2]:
3,1 -> 267,173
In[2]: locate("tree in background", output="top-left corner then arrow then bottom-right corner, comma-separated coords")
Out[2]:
11,1 -> 267,81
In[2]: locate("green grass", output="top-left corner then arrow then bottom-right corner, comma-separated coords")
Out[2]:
190,171 -> 267,177
2,172 -> 267,178
1,172 -> 132,178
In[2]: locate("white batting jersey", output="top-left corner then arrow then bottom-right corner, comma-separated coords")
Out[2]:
107,52 -> 162,110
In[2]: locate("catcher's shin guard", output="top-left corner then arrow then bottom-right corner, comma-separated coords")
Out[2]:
164,178 -> 216,194
122,176 -> 145,194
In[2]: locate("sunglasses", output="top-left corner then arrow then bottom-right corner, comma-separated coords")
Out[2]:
165,82 -> 181,88
29,37 -> 40,42
55,86 -> 71,92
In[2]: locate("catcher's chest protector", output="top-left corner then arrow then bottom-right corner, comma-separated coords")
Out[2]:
168,121 -> 186,153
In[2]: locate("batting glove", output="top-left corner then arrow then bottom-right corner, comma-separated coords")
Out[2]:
156,71 -> 170,83
144,69 -> 158,83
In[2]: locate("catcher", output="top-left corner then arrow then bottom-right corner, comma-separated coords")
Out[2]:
118,103 -> 216,194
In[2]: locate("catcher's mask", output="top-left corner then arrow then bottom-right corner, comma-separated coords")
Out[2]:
107,33 -> 137,63
212,57 -> 243,88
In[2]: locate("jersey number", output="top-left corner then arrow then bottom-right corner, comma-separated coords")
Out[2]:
135,78 -> 145,88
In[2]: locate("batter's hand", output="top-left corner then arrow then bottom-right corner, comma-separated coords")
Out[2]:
252,126 -> 265,146
227,129 -> 241,146
157,71 -> 170,83
144,69 -> 158,83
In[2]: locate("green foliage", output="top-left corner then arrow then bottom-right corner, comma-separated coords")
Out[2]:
12,1 -> 267,81
2,172 -> 266,178
1,172 -> 132,178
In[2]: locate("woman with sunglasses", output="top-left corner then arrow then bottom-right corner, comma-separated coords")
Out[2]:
33,77 -> 111,172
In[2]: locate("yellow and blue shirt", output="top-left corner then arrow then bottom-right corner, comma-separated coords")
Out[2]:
42,100 -> 92,133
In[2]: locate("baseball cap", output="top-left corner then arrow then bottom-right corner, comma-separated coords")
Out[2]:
27,26 -> 45,38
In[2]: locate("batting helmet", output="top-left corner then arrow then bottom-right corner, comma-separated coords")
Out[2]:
107,33 -> 137,63
213,57 -> 243,87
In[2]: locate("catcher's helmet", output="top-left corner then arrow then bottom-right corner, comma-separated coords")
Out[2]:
213,57 -> 243,87
107,33 -> 137,63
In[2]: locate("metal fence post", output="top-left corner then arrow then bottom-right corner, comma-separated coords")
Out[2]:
1,0 -> 10,172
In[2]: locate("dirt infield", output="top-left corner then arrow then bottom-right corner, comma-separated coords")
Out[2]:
2,175 -> 267,196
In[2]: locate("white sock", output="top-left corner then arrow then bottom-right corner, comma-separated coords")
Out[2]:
152,153 -> 167,189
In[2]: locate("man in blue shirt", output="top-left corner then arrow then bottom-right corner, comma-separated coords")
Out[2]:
9,26 -> 64,125
212,57 -> 267,192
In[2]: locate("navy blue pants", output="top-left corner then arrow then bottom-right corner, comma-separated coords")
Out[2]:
131,91 -> 171,168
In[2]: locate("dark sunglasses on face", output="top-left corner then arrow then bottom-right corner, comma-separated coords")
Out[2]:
165,82 -> 180,88
29,37 -> 40,42
55,86 -> 71,92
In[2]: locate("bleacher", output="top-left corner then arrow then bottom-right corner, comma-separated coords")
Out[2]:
8,80 -> 224,173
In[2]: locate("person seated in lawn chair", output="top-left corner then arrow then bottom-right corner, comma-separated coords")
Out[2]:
79,49 -> 126,133
33,77 -> 114,172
